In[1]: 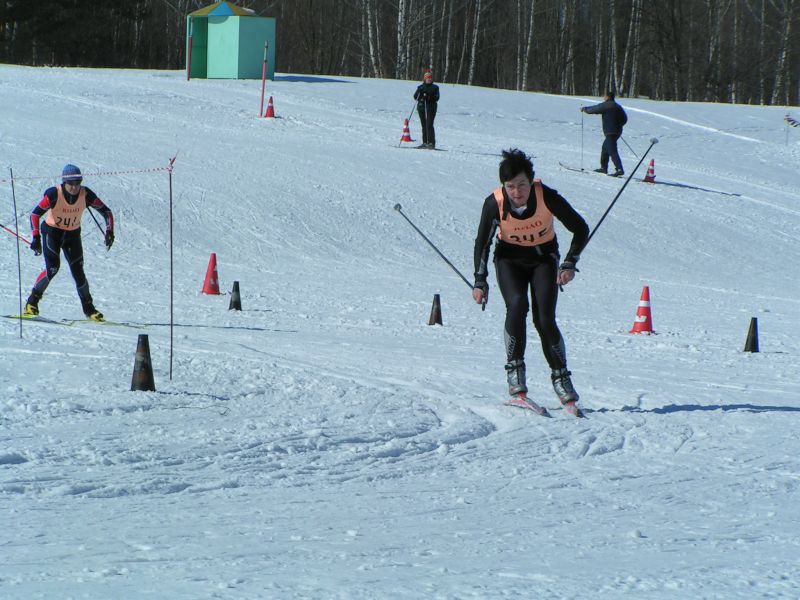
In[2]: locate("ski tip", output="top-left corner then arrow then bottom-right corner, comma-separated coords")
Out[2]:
504,395 -> 551,417
563,401 -> 586,418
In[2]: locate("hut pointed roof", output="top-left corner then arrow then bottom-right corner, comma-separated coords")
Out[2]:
189,2 -> 256,17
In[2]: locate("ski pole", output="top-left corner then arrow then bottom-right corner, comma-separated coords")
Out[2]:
580,111 -> 584,171
10,167 -> 24,337
620,135 -> 639,158
407,102 -> 416,123
585,137 -> 659,248
394,203 -> 485,309
86,206 -> 109,249
1,221 -> 29,245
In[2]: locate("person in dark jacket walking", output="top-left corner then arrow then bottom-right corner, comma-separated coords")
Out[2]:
581,91 -> 628,176
472,149 -> 589,411
413,70 -> 440,149
24,164 -> 114,321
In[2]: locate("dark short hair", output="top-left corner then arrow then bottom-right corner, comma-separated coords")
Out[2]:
498,149 -> 534,182
606,90 -> 616,100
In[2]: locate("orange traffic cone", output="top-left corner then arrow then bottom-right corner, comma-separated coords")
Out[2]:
643,159 -> 656,183
264,96 -> 275,118
202,253 -> 221,295
400,119 -> 413,143
630,286 -> 655,334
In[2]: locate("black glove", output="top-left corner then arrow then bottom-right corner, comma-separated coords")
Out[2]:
30,234 -> 42,255
558,261 -> 578,276
105,229 -> 114,249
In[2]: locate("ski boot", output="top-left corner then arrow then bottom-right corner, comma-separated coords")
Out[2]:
593,168 -> 607,174
551,367 -> 579,403
84,306 -> 105,322
610,169 -> 625,177
24,292 -> 41,316
82,298 -> 104,322
505,359 -> 527,397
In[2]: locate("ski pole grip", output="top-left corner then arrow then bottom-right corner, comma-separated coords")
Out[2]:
394,204 -> 402,211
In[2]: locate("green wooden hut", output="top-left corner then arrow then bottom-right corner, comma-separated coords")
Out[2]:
186,2 -> 276,80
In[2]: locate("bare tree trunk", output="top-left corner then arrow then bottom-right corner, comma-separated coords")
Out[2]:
771,0 -> 795,104
628,0 -> 642,96
428,1 -> 437,74
443,0 -> 453,81
467,0 -> 482,85
731,0 -> 739,102
610,0 -> 620,92
456,1 -> 472,83
561,1 -> 576,94
620,0 -> 641,95
396,0 -> 408,78
364,0 -> 383,78
760,0 -> 766,104
515,0 -> 523,89
521,0 -> 536,91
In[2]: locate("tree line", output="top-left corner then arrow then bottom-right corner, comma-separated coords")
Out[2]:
1,0 -> 797,106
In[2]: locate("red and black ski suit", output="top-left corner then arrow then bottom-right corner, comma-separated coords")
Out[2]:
473,181 -> 589,369
29,184 -> 113,312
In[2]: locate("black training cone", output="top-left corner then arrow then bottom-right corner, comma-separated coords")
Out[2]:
229,280 -> 242,311
131,334 -> 156,391
428,293 -> 442,326
743,317 -> 759,353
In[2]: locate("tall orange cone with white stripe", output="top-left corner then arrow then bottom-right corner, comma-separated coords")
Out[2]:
202,253 -> 221,295
630,286 -> 655,334
400,119 -> 413,143
643,159 -> 656,183
264,96 -> 275,118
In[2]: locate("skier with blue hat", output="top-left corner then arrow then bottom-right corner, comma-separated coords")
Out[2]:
24,164 -> 115,321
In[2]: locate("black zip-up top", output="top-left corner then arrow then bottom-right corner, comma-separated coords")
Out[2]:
414,82 -> 440,107
473,182 -> 589,287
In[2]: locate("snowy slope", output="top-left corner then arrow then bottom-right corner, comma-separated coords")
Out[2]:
1,65 -> 800,599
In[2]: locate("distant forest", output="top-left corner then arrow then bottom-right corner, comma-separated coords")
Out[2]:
1,0 -> 797,105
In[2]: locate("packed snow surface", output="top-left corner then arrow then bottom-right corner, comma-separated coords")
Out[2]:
2,65 -> 799,599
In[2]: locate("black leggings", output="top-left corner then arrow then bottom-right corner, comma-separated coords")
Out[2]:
496,255 -> 565,369
417,103 -> 437,145
32,223 -> 91,303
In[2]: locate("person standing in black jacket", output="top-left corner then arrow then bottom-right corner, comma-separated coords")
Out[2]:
472,149 -> 589,411
413,70 -> 440,149
581,91 -> 628,176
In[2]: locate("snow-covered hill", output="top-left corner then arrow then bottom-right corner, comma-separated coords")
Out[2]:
2,65 -> 799,599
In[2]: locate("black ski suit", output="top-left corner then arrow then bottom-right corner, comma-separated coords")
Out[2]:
29,184 -> 113,313
473,183 -> 589,369
413,82 -> 440,147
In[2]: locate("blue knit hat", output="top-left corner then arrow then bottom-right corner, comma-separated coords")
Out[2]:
61,164 -> 82,183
